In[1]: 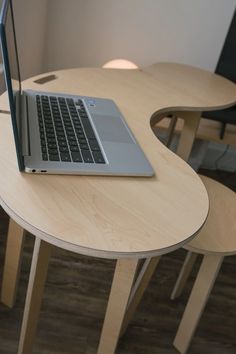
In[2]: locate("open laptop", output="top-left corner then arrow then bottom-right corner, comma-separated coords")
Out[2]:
0,0 -> 154,176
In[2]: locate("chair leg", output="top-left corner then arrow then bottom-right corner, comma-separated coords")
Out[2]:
219,122 -> 226,140
18,238 -> 52,354
1,218 -> 26,307
173,254 -> 224,354
171,251 -> 198,300
97,258 -> 139,354
120,256 -> 161,336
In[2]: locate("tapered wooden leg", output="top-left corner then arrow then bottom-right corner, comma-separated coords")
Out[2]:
18,238 -> 52,354
166,115 -> 178,147
171,251 -> 198,300
97,258 -> 139,354
176,112 -> 201,161
1,218 -> 26,307
174,254 -> 224,354
120,256 -> 161,336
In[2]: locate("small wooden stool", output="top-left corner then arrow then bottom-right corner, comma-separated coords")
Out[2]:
171,175 -> 236,353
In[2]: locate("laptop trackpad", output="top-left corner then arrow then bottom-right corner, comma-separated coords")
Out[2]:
92,114 -> 135,144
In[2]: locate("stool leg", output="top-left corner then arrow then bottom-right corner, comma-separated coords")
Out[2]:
174,254 -> 224,354
1,218 -> 25,307
18,238 -> 52,354
171,251 -> 198,300
120,256 -> 160,336
97,258 -> 139,354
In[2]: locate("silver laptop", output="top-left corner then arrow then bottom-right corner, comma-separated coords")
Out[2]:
0,0 -> 154,176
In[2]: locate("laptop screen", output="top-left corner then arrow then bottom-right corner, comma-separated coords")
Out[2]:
0,0 -> 23,170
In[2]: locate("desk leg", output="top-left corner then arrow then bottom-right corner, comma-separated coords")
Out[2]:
1,218 -> 25,307
97,258 -> 139,354
120,256 -> 161,336
18,238 -> 52,354
176,112 -> 201,161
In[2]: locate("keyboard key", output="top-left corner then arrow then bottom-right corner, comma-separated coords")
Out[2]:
73,122 -> 81,128
65,127 -> 74,133
66,98 -> 74,105
48,149 -> 58,155
49,154 -> 60,161
75,99 -> 83,106
46,128 -> 54,134
68,141 -> 78,146
56,131 -> 66,136
47,133 -> 56,138
57,135 -> 66,142
75,129 -> 84,136
48,143 -> 57,149
79,112 -> 88,119
42,153 -> 48,161
81,117 -> 96,139
70,146 -> 80,152
71,151 -> 82,162
80,143 -> 89,150
64,122 -> 73,128
59,141 -> 68,147
60,152 -> 71,162
78,138 -> 87,144
89,139 -> 100,151
59,146 -> 69,152
81,149 -> 93,163
47,139 -> 57,144
92,151 -> 105,164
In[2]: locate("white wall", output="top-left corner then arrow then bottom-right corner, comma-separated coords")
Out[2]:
14,0 -> 48,79
0,0 -> 48,89
44,0 -> 236,72
1,1 -> 236,77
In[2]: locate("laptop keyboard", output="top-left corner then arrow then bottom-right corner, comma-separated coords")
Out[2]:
36,95 -> 105,164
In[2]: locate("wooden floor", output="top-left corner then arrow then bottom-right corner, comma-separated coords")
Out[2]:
0,169 -> 235,354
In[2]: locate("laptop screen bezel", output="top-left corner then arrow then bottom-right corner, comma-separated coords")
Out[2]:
0,0 -> 24,171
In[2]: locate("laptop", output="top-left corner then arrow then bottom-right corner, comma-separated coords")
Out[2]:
0,0 -> 154,176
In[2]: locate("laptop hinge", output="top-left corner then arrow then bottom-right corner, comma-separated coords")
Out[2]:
20,92 -> 31,156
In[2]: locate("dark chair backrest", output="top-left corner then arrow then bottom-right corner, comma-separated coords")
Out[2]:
215,8 -> 236,82
203,7 -> 236,138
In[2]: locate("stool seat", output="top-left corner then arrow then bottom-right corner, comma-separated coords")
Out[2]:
185,175 -> 236,255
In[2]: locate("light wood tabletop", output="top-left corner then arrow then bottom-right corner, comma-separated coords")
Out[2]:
0,63 -> 235,353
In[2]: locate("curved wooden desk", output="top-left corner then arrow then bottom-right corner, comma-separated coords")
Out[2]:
0,63 -> 235,353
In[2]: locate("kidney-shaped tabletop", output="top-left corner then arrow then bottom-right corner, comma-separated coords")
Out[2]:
0,63 -> 235,259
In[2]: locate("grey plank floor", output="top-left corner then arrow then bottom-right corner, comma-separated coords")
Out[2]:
0,169 -> 235,354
